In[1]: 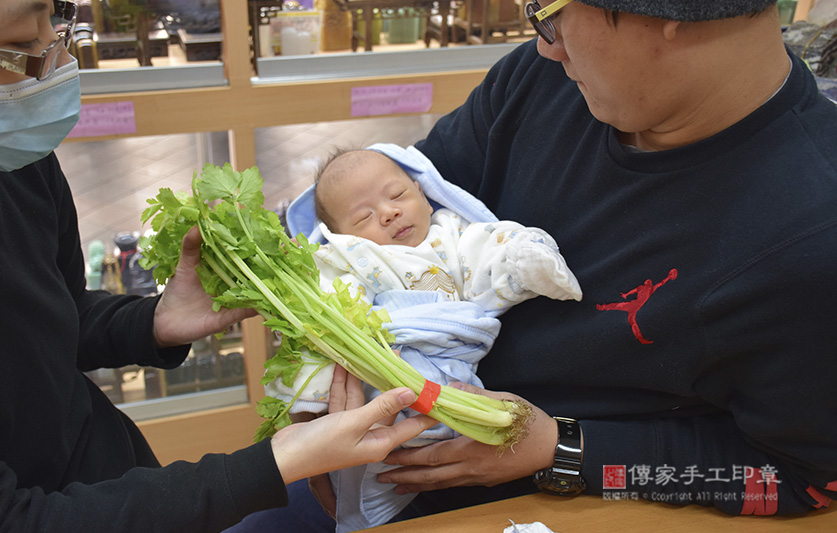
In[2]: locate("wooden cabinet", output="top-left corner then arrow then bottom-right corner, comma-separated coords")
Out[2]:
66,0 -> 488,465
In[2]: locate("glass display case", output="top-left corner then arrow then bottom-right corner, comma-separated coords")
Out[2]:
70,0 -> 222,69
85,325 -> 249,420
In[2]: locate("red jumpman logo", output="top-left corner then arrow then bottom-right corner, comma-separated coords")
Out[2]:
596,269 -> 679,344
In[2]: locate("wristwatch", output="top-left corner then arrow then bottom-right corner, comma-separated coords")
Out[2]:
533,417 -> 586,496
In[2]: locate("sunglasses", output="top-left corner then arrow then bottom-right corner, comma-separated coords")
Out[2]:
525,0 -> 574,45
0,0 -> 78,80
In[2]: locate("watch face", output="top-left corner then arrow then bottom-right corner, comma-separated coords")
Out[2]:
535,468 -> 585,495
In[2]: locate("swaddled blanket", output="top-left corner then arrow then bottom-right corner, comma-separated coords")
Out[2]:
269,143 -> 582,532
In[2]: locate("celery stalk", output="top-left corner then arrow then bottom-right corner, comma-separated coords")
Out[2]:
140,163 -> 531,449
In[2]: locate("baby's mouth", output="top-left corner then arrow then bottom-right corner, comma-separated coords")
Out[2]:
394,226 -> 413,240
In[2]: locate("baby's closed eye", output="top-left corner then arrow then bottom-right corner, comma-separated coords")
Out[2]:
354,213 -> 372,225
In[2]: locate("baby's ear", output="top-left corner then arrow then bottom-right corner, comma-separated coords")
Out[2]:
414,181 -> 433,211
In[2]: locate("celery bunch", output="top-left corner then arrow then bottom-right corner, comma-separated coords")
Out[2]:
140,164 -> 530,448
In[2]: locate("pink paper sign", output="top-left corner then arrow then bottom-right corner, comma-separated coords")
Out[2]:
351,83 -> 433,117
67,101 -> 137,138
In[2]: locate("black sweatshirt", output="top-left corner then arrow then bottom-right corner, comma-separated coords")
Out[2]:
413,40 -> 837,516
0,153 -> 288,532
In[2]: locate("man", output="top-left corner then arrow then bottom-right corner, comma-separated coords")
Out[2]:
380,0 -> 837,518
235,1 -> 837,528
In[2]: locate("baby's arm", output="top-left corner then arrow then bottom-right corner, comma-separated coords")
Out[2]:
505,227 -> 583,301
456,218 -> 582,311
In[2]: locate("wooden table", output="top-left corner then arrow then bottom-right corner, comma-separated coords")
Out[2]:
366,493 -> 837,532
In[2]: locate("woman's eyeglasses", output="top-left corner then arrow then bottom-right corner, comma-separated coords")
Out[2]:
525,0 -> 574,44
0,0 -> 78,80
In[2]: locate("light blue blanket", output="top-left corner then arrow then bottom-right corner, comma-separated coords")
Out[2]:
285,144 -> 504,438
285,144 -> 504,532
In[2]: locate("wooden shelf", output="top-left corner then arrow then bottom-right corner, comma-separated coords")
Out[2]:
95,29 -> 169,61
332,0 -> 454,52
453,0 -> 534,45
176,28 -> 223,62
72,0 -> 491,464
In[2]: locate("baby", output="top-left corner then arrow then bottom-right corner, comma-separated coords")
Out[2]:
267,144 -> 582,532
312,147 -> 582,308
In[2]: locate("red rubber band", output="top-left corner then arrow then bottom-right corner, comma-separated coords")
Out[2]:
411,380 -> 441,414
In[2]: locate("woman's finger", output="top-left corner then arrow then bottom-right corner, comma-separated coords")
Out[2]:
356,387 -> 416,428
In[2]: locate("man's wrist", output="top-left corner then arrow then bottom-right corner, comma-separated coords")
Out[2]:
533,417 -> 586,496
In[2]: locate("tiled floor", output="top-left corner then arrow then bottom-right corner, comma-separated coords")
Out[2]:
55,114 -> 443,261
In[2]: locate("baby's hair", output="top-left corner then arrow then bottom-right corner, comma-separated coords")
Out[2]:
314,145 -> 364,231
314,146 -> 413,232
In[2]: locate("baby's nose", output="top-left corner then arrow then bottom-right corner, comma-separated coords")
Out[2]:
382,206 -> 401,223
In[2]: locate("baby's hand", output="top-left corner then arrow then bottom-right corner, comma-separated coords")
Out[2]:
507,235 -> 582,301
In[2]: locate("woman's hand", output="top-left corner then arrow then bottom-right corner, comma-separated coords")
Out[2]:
307,365 -> 406,518
152,226 -> 257,347
270,379 -> 436,485
377,383 -> 558,494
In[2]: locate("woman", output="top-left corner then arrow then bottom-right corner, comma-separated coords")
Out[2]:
0,1 -> 436,530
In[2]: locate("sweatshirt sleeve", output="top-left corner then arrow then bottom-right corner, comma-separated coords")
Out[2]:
74,292 -> 190,371
0,439 -> 288,532
46,153 -> 189,372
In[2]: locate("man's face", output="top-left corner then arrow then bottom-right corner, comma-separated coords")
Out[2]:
319,151 -> 434,247
0,0 -> 72,85
536,1 -> 681,135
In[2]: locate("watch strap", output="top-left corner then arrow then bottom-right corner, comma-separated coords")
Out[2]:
534,417 -> 586,495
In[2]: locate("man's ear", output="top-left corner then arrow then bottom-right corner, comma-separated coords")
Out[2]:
662,20 -> 681,41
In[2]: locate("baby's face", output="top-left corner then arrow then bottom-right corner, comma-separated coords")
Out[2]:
320,151 -> 433,247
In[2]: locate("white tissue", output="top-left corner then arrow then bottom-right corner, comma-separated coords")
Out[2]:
503,520 -> 556,533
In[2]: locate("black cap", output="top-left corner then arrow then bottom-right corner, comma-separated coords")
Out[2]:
576,0 -> 777,21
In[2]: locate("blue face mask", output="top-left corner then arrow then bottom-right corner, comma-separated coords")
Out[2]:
0,59 -> 81,172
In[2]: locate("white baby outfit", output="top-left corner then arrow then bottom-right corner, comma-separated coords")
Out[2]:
266,143 -> 582,532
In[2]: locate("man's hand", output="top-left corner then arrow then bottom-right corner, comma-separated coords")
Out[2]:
152,226 -> 257,347
377,383 -> 558,494
327,364 -> 367,415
